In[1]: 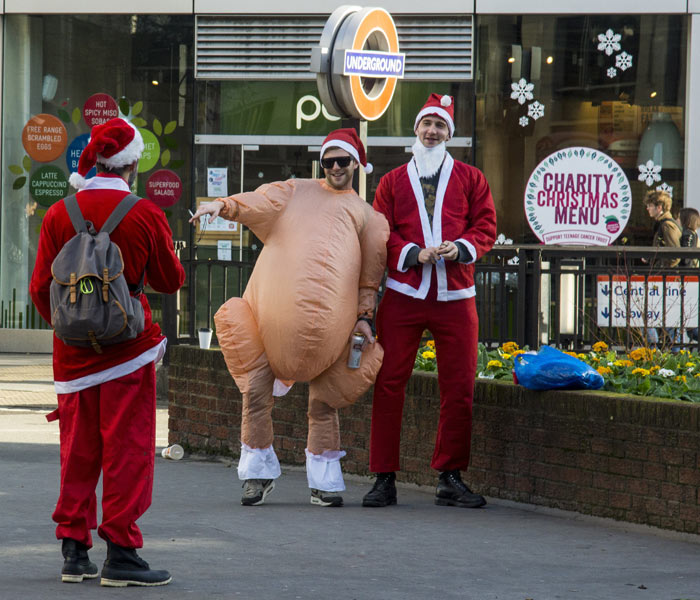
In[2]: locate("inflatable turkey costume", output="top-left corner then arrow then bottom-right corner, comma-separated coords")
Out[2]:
211,129 -> 389,497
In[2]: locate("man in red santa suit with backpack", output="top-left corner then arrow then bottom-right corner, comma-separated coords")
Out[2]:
362,93 -> 497,509
30,117 -> 185,586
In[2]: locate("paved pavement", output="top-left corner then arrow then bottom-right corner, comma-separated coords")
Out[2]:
2,353 -> 700,600
0,353 -> 54,408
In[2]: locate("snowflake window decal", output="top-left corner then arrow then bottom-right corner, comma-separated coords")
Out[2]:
510,78 -> 534,105
519,116 -> 530,128
638,160 -> 662,187
615,52 -> 633,71
597,29 -> 622,56
495,234 -> 514,245
596,28 -> 633,79
656,182 -> 673,197
528,101 -> 545,120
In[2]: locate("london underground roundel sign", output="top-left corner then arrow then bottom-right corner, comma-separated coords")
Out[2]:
524,147 -> 631,245
312,6 -> 404,121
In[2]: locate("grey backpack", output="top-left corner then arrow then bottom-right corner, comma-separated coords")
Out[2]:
49,194 -> 145,353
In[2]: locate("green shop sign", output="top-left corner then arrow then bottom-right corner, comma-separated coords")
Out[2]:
30,165 -> 68,206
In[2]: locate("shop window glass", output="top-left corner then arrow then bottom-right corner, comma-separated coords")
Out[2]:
196,78 -> 474,209
197,80 -> 473,140
475,14 -> 687,244
1,14 -> 193,331
191,79 -> 475,330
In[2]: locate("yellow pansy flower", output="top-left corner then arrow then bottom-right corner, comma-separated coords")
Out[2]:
502,341 -> 519,354
629,348 -> 654,362
614,360 -> 633,368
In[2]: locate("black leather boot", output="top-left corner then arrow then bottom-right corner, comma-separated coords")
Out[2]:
61,538 -> 98,583
100,539 -> 172,587
362,472 -> 397,507
435,470 -> 486,508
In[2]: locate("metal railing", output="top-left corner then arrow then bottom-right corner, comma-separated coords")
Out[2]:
477,244 -> 700,351
163,244 -> 700,352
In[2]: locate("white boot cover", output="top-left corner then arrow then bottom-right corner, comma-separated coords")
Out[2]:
237,442 -> 282,480
305,449 -> 346,492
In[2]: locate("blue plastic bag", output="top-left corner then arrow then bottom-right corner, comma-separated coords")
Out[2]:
512,345 -> 604,391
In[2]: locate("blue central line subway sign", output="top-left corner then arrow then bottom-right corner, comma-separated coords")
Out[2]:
342,50 -> 405,78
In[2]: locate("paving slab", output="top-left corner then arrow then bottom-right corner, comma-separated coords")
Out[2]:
1,409 -> 700,600
1,354 -> 700,600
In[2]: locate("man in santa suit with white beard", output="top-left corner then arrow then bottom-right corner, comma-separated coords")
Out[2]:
363,93 -> 497,509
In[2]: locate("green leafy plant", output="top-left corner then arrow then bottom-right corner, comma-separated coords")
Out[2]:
414,340 -> 437,372
413,339 -> 700,402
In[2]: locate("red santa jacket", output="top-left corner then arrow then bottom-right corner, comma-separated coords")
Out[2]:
29,174 -> 185,387
373,153 -> 497,300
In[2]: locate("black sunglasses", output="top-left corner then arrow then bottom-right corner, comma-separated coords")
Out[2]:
321,156 -> 354,169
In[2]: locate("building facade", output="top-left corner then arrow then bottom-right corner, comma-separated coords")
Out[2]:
1,0 -> 699,349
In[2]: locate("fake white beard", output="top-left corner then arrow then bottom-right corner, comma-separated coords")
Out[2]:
412,137 -> 446,178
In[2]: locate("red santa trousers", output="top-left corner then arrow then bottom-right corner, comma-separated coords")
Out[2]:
370,287 -> 478,473
51,363 -> 156,549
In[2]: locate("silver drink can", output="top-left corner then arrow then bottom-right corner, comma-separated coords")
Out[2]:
347,333 -> 365,369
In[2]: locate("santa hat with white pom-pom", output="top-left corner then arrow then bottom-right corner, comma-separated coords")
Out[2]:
68,118 -> 145,190
320,128 -> 373,174
413,93 -> 455,138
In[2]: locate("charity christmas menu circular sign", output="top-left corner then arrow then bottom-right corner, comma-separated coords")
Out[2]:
83,93 -> 119,128
22,114 -> 68,162
146,169 -> 182,208
524,147 -> 631,245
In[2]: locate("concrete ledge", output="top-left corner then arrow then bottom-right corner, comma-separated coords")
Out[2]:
168,345 -> 700,535
0,329 -> 52,353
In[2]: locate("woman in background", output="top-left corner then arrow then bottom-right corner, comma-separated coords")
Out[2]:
679,207 -> 700,343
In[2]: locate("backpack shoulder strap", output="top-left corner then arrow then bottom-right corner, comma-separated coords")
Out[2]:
63,195 -> 88,234
100,193 -> 141,235
658,217 -> 681,233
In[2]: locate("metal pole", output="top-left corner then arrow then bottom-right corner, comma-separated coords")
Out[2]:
239,147 -> 244,262
359,120 -> 367,200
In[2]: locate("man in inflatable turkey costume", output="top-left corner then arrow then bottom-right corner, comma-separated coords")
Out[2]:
190,129 -> 389,507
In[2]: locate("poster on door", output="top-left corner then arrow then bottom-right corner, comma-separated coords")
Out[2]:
596,275 -> 699,327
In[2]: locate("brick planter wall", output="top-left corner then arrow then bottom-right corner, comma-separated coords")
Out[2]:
168,345 -> 700,534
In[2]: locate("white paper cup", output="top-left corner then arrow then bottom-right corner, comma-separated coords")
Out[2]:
161,444 -> 184,460
198,327 -> 213,349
